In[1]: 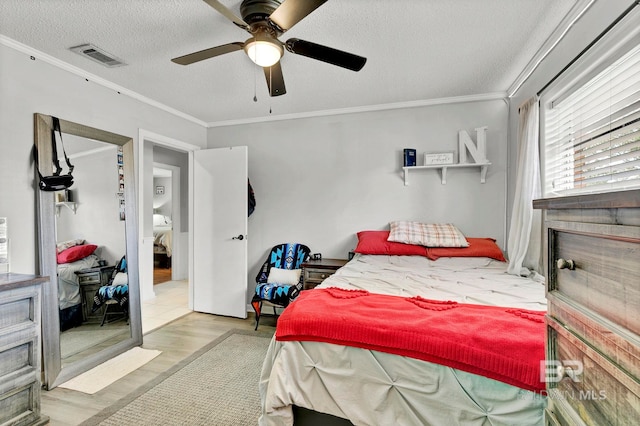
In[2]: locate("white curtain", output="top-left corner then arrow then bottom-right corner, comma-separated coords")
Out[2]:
507,96 -> 542,277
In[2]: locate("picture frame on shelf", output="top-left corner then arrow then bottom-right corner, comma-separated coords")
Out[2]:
424,152 -> 455,166
55,191 -> 67,203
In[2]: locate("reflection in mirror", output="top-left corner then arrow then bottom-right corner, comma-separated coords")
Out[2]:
56,135 -> 131,367
35,114 -> 142,390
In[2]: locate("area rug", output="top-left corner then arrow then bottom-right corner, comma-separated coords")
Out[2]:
59,347 -> 162,394
80,329 -> 274,426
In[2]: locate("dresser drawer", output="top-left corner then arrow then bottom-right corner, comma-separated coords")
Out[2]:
0,338 -> 36,379
303,269 -> 333,290
77,272 -> 101,284
548,229 -> 640,337
0,382 -> 40,426
302,259 -> 349,290
546,318 -> 640,426
0,292 -> 37,332
305,269 -> 333,283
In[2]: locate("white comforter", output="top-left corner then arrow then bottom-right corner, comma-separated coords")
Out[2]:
259,254 -> 547,426
57,254 -> 99,310
323,254 -> 546,310
153,226 -> 172,257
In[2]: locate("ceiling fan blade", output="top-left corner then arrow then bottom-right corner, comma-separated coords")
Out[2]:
172,42 -> 244,65
269,0 -> 328,32
202,0 -> 250,31
263,62 -> 286,96
263,62 -> 287,96
285,38 -> 366,71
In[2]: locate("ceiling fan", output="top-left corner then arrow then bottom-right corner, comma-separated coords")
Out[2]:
171,0 -> 367,96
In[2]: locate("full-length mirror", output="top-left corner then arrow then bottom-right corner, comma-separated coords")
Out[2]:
35,113 -> 142,389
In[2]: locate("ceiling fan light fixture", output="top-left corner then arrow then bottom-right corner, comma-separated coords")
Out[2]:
244,37 -> 283,67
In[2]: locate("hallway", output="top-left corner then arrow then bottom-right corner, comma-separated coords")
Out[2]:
141,280 -> 190,334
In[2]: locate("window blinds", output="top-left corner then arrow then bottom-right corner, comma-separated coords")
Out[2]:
544,43 -> 640,196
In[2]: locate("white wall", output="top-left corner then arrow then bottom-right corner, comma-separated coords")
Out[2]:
152,146 -> 189,233
0,42 -> 206,274
56,145 -> 125,265
207,99 -> 509,299
153,176 -> 172,217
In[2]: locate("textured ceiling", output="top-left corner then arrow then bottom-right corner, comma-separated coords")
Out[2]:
0,0 -> 578,125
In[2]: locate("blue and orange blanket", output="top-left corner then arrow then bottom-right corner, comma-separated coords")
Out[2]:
92,284 -> 129,313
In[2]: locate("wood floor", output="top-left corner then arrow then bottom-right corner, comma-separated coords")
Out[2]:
152,266 -> 172,285
41,312 -> 277,426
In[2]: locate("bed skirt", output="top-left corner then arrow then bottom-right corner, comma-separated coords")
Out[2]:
59,304 -> 83,331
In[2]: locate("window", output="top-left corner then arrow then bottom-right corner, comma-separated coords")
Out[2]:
540,7 -> 640,197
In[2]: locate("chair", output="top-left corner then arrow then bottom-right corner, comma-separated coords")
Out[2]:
251,243 -> 311,330
92,256 -> 129,326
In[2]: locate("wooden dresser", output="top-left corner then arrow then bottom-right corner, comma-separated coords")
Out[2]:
0,273 -> 49,426
533,190 -> 640,425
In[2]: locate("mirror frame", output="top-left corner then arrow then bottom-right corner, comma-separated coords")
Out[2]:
34,113 -> 143,389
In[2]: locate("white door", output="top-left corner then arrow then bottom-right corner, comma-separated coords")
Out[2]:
193,146 -> 248,318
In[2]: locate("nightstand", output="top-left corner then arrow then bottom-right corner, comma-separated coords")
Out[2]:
75,265 -> 115,323
302,258 -> 349,290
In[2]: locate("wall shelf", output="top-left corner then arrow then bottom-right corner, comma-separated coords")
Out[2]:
402,162 -> 491,185
55,202 -> 77,216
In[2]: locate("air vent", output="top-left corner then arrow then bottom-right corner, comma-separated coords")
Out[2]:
69,44 -> 126,67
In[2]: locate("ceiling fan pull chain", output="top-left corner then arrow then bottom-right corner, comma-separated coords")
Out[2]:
269,67 -> 272,113
253,62 -> 258,102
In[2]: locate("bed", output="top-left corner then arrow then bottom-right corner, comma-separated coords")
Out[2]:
153,215 -> 173,267
259,228 -> 548,426
57,253 -> 99,330
153,226 -> 172,256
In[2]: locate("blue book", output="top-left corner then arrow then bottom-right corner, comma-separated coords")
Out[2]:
403,149 -> 416,167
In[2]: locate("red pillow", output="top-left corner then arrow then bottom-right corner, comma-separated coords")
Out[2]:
426,238 -> 506,261
354,231 -> 428,256
57,244 -> 98,264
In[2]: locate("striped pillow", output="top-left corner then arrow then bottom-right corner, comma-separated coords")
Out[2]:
388,222 -> 469,247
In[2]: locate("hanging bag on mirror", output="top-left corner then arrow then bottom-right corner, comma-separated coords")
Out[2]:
33,116 -> 75,191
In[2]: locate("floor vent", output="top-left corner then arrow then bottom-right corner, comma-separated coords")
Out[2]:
69,44 -> 126,67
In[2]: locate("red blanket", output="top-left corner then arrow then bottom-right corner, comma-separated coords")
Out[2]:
276,288 -> 546,393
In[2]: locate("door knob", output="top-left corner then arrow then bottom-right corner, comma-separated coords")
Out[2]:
232,234 -> 244,240
556,258 -> 575,270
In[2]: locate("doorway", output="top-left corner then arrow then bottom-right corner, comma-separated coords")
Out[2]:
138,130 -> 249,330
138,130 -> 197,333
152,165 -> 175,284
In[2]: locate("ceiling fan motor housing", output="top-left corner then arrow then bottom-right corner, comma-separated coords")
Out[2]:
172,0 -> 366,97
240,0 -> 282,25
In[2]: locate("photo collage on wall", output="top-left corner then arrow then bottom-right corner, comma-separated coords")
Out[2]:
117,146 -> 125,221
0,217 -> 8,272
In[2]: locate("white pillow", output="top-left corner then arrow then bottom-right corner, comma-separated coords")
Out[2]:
388,221 -> 469,247
267,268 -> 302,285
112,272 -> 128,286
56,238 -> 85,253
153,214 -> 171,226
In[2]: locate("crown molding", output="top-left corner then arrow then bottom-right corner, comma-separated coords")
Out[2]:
0,35 -> 208,128
2,35 -> 507,130
206,92 -> 508,128
507,0 -> 596,97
